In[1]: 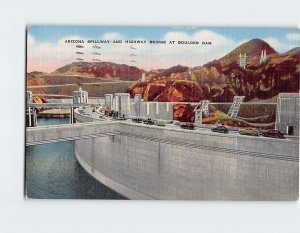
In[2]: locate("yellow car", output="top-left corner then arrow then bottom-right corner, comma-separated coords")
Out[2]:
238,128 -> 260,136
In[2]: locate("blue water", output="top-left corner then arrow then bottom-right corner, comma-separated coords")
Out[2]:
25,118 -> 126,199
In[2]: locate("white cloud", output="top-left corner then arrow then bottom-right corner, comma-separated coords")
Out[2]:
27,33 -> 147,72
27,30 -> 236,72
263,36 -> 298,53
102,32 -> 123,40
286,32 -> 300,41
30,29 -> 299,72
263,37 -> 282,49
141,30 -> 235,69
27,33 -> 35,47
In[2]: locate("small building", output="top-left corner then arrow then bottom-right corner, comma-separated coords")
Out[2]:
276,93 -> 299,136
73,87 -> 88,104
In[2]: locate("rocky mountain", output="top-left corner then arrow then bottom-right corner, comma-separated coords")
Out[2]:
210,38 -> 277,68
51,62 -> 144,81
26,72 -> 47,104
128,39 -> 299,103
28,71 -> 48,76
27,72 -> 46,93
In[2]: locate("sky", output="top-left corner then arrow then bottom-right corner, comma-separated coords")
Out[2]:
27,26 -> 300,73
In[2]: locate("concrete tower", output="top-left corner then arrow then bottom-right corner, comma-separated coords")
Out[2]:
73,87 -> 88,104
104,94 -> 114,109
134,94 -> 142,118
276,93 -> 299,135
114,93 -> 131,118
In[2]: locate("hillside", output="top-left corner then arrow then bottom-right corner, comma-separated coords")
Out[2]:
128,39 -> 299,103
51,62 -> 144,81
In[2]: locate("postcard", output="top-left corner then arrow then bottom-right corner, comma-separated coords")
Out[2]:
25,25 -> 299,200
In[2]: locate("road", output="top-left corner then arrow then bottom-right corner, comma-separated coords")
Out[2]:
77,106 -> 295,141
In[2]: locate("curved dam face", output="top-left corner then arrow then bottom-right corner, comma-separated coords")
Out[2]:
74,120 -> 299,200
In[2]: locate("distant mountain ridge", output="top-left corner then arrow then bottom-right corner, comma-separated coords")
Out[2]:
51,62 -> 144,81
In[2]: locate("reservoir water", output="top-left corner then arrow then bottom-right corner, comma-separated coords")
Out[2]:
25,118 -> 126,199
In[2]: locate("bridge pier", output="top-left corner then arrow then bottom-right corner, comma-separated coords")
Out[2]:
26,107 -> 37,127
70,107 -> 74,124
33,107 -> 37,126
28,107 -> 31,127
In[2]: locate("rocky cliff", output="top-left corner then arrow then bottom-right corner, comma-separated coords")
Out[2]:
128,39 -> 299,103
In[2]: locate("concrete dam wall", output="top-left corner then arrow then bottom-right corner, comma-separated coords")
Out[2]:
74,121 -> 299,200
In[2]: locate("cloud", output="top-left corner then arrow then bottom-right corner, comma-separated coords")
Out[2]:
27,33 -> 147,72
27,33 -> 35,47
29,29 -> 298,73
140,30 -> 235,69
263,37 -> 282,49
102,32 -> 123,40
263,36 -> 298,53
286,32 -> 300,41
27,30 -> 236,72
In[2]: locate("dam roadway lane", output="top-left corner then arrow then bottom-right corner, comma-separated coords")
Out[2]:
26,120 -> 299,162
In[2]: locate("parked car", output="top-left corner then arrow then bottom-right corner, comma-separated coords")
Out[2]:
261,129 -> 285,139
238,128 -> 260,136
143,118 -> 155,125
155,120 -> 165,127
180,122 -> 195,130
211,125 -> 229,134
132,117 -> 143,123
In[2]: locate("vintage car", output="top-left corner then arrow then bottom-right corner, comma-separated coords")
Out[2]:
211,125 -> 229,134
143,118 -> 155,125
131,117 -> 143,123
113,112 -> 126,120
180,122 -> 195,130
155,120 -> 165,127
261,129 -> 285,139
238,128 -> 260,136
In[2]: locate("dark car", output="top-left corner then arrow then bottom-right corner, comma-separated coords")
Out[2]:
261,129 -> 285,139
180,122 -> 195,130
132,117 -> 143,123
211,125 -> 229,134
143,118 -> 155,125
